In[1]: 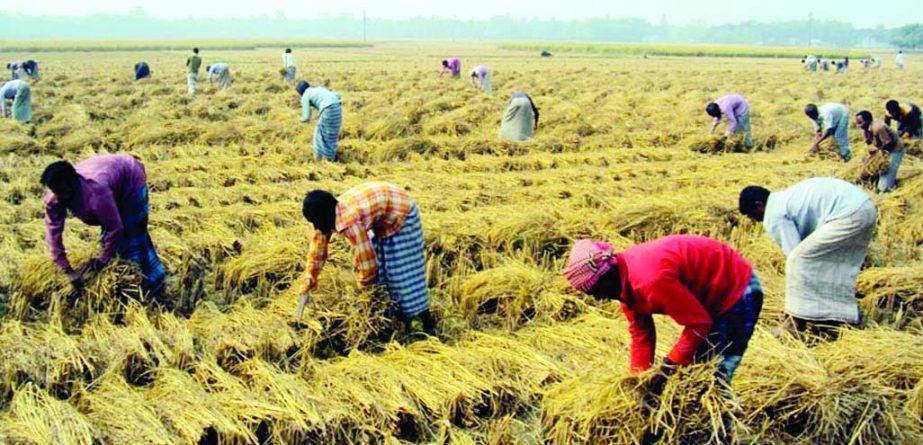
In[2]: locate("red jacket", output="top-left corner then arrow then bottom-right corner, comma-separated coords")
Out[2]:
616,235 -> 753,372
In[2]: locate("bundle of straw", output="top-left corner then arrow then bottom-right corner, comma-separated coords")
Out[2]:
2,383 -> 96,445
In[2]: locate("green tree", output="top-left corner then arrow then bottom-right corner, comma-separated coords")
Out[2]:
891,24 -> 923,48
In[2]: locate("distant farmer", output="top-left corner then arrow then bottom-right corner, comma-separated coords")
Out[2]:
440,58 -> 461,78
872,57 -> 882,69
500,91 -> 539,141
41,154 -> 166,298
186,48 -> 202,95
296,80 -> 343,161
282,48 -> 296,83
805,103 -> 851,161
706,94 -> 753,149
739,178 -> 876,334
896,50 -> 905,70
8,60 -> 39,81
835,58 -> 848,73
820,59 -> 830,71
470,65 -> 491,92
855,110 -> 905,193
884,100 -> 922,139
562,235 -> 763,397
206,63 -> 231,90
0,79 -> 31,123
803,55 -> 818,72
299,182 -> 434,335
134,62 -> 151,81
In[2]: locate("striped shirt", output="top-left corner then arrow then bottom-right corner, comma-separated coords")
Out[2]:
301,182 -> 414,293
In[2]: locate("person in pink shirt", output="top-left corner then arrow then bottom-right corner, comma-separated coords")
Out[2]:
706,94 -> 753,149
440,58 -> 461,78
41,154 -> 166,299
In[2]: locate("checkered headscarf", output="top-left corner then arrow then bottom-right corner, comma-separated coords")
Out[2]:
562,239 -> 616,292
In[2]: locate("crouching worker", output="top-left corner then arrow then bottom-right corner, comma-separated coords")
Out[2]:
297,80 -> 343,161
563,235 -> 762,390
41,155 -> 166,299
134,62 -> 151,81
739,178 -> 876,335
500,91 -> 539,141
299,182 -> 434,335
0,79 -> 32,123
855,110 -> 905,193
706,94 -> 753,149
206,63 -> 231,90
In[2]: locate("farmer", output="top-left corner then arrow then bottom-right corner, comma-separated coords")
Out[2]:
500,91 -> 539,141
299,182 -> 434,335
470,65 -> 492,92
0,79 -> 32,123
134,62 -> 151,81
738,178 -> 876,334
206,63 -> 231,90
7,61 -> 24,80
896,50 -> 905,70
41,154 -> 166,297
440,58 -> 461,78
186,48 -> 202,95
706,94 -> 753,149
562,235 -> 762,402
8,60 -> 39,81
296,80 -> 343,161
803,55 -> 818,72
884,100 -> 922,139
805,103 -> 852,161
855,110 -> 905,193
282,48 -> 297,83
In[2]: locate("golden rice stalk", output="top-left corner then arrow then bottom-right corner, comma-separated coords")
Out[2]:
814,327 -> 923,390
841,151 -> 890,182
0,321 -> 91,400
146,367 -> 253,443
190,359 -> 289,426
857,266 -> 923,326
908,379 -> 923,422
187,300 -> 299,366
2,383 -> 95,445
235,358 -> 328,442
684,134 -> 746,153
79,374 -> 178,445
903,138 -> 922,158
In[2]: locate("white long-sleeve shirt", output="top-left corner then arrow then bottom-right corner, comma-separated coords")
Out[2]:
764,178 -> 871,256
0,79 -> 24,117
283,53 -> 296,68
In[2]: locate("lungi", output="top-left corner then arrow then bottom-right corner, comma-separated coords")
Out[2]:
313,104 -> 342,160
695,273 -> 763,381
734,111 -> 754,148
187,73 -> 198,95
215,69 -> 231,90
12,82 -> 31,123
832,117 -> 851,159
100,186 -> 166,295
374,204 -> 429,317
785,200 -> 876,324
500,96 -> 535,141
284,66 -> 296,81
480,73 -> 492,93
878,149 -> 904,193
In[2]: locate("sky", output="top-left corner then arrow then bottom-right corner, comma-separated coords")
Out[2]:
0,0 -> 917,27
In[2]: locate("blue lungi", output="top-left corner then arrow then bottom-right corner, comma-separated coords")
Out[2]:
313,104 -> 342,160
695,272 -> 763,381
373,204 -> 430,317
100,186 -> 166,295
284,66 -> 296,81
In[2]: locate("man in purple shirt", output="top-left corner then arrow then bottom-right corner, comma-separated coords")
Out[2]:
41,154 -> 166,298
440,58 -> 461,78
706,94 -> 753,149
470,65 -> 491,92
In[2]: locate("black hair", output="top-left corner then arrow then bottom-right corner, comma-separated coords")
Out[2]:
302,190 -> 338,233
442,60 -> 449,67
296,80 -> 310,96
804,103 -> 819,119
193,48 -> 199,54
285,48 -> 292,53
856,110 -> 873,124
40,161 -> 78,190
705,102 -> 721,118
738,186 -> 770,215
206,65 -> 211,72
885,100 -> 900,115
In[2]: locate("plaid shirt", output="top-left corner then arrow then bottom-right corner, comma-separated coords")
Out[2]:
300,182 -> 414,294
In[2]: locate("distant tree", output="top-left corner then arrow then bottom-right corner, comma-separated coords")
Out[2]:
891,24 -> 923,49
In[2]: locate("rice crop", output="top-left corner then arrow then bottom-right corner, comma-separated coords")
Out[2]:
0,42 -> 921,444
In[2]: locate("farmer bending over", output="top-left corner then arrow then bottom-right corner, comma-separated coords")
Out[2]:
706,94 -> 753,149
739,178 -> 876,335
299,182 -> 435,335
440,58 -> 461,78
805,103 -> 852,161
884,100 -> 922,139
855,111 -> 905,193
41,155 -> 166,298
297,80 -> 343,161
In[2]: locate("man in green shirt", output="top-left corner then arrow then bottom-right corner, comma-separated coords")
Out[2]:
186,48 -> 202,96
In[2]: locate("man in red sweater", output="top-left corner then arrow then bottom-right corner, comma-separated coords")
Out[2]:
562,235 -> 763,393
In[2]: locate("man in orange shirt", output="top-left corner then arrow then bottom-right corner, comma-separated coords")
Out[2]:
298,182 -> 434,334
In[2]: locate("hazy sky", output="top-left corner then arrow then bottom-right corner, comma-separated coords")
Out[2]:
0,0 -> 917,27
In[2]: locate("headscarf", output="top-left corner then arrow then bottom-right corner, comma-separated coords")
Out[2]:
562,239 -> 616,292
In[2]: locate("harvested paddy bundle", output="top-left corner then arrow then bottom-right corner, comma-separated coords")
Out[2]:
200,122 -> 244,146
219,228 -> 305,296
187,300 -> 299,366
306,283 -> 395,358
904,138 -> 922,158
79,374 -> 178,445
814,327 -> 923,390
378,136 -> 442,161
0,121 -> 35,154
841,150 -> 890,183
1,383 -> 96,445
857,267 -> 923,326
684,134 -> 746,153
365,112 -> 417,140
909,379 -> 923,422
0,321 -> 90,401
542,363 -> 741,445
811,137 -> 844,160
190,360 -> 290,436
120,118 -> 202,148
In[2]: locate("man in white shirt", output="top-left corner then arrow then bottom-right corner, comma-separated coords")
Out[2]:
896,50 -> 906,70
282,48 -> 296,83
805,103 -> 852,161
738,178 -> 876,333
